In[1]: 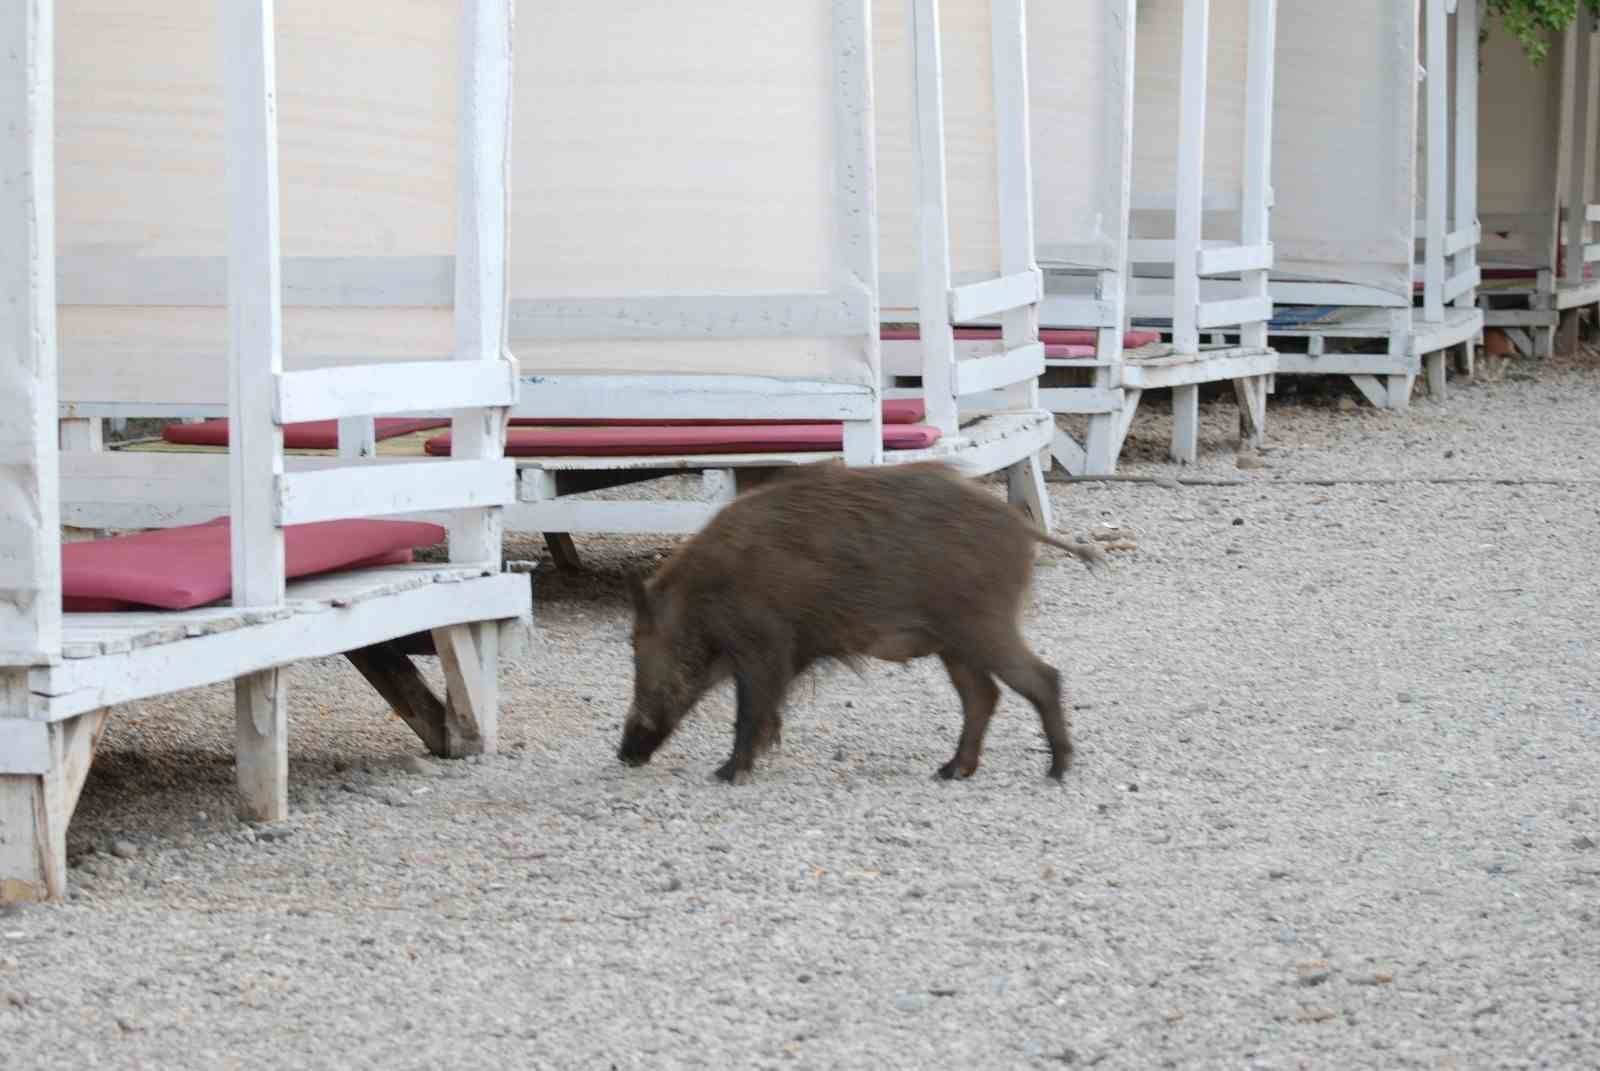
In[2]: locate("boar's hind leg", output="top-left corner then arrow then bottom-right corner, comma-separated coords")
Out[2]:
937,653 -> 1001,780
715,660 -> 790,784
990,643 -> 1072,780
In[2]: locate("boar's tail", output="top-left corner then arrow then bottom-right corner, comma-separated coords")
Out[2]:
1030,530 -> 1107,569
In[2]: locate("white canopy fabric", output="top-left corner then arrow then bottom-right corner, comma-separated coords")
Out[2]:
1028,1 -> 1132,273
873,0 -> 1002,316
1271,0 -> 1416,298
55,1 -> 458,406
509,2 -> 870,385
1477,25 -> 1564,269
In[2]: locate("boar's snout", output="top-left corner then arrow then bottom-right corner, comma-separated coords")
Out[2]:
617,710 -> 668,767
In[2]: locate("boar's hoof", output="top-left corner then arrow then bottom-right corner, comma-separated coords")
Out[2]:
617,748 -> 651,768
1047,755 -> 1072,780
936,758 -> 978,780
713,760 -> 751,785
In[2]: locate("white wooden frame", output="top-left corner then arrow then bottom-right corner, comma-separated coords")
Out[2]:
1110,0 -> 1281,463
1477,7 -> 1600,358
1268,0 -> 1483,410
2,0 -> 531,903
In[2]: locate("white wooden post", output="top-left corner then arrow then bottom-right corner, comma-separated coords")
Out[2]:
449,0 -> 513,567
0,0 -> 60,667
1083,0 -> 1137,476
836,0 -> 884,465
0,0 -> 65,902
220,0 -> 288,823
907,0 -> 960,441
1239,0 -> 1275,353
337,416 -> 378,459
1564,7 -> 1593,284
1171,0 -> 1210,356
1423,0 -> 1448,322
1453,0 -> 1479,312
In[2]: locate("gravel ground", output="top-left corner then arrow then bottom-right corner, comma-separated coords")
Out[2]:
4,353 -> 1600,1069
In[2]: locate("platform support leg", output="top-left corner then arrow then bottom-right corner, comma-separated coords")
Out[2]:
1384,375 -> 1413,412
1,699 -> 110,903
1424,349 -> 1448,402
1232,375 -> 1267,449
434,622 -> 499,757
1558,309 -> 1581,356
1453,339 -> 1475,377
1006,452 -> 1052,533
543,532 -> 582,572
1170,384 -> 1199,464
235,669 -> 287,823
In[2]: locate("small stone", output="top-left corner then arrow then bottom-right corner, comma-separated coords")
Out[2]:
1444,449 -> 1455,459
256,827 -> 294,844
110,840 -> 138,861
1232,517 -> 1245,526
1235,454 -> 1267,471
906,886 -> 927,899
401,756 -> 435,776
1119,782 -> 1139,793
1374,970 -> 1394,985
893,992 -> 931,1013
1154,475 -> 1182,490
1042,865 -> 1057,881
116,1015 -> 143,1033
833,747 -> 847,762
661,876 -> 683,893
1146,831 -> 1172,845
1267,867 -> 1290,880
236,828 -> 257,845
1396,691 -> 1415,704
1023,1040 -> 1046,1058
1572,834 -> 1597,851
1296,1006 -> 1337,1023
1337,396 -> 1359,413
1296,960 -> 1332,987
1164,1009 -> 1185,1024
844,701 -> 854,709
797,973 -> 813,984
1276,926 -> 1298,945
175,833 -> 196,849
5,991 -> 27,1008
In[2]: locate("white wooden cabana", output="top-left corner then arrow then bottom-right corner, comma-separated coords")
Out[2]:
1478,9 -> 1600,357
1102,0 -> 1280,465
1,2 -> 531,902
493,0 -> 1054,558
1266,0 -> 1483,409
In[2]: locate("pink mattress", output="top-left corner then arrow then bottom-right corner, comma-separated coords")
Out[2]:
509,398 -> 926,428
880,325 -> 1159,350
62,517 -> 446,612
426,421 -> 942,459
163,418 -> 450,450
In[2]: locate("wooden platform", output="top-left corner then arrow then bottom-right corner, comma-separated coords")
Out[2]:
1118,344 -> 1278,390
21,564 -> 531,722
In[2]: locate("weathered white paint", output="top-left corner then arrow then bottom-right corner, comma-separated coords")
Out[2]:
276,458 -> 516,526
277,357 -> 517,424
0,0 -> 61,665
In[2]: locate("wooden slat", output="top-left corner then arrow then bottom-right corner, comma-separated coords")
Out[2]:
1441,267 -> 1482,305
0,720 -> 50,775
1037,387 -> 1125,415
0,0 -> 60,664
505,499 -> 720,535
30,574 -> 531,722
1037,295 -> 1120,328
1120,349 -> 1279,389
276,458 -> 515,526
221,0 -> 287,607
947,270 -> 1042,323
277,357 -> 517,423
907,0 -> 959,439
57,254 -> 454,308
1565,9 -> 1593,283
1423,0 -> 1448,321
1196,296 -> 1273,330
515,373 -> 876,422
1443,223 -> 1481,257
954,343 -> 1045,397
1239,0 -> 1276,352
1197,243 -> 1273,277
507,289 -> 873,340
1170,0 -> 1210,353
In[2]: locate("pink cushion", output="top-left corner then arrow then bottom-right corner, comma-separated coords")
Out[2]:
880,325 -> 1159,349
62,517 -> 446,612
163,418 -> 450,450
509,398 -> 925,428
426,422 -> 942,459
1045,344 -> 1097,360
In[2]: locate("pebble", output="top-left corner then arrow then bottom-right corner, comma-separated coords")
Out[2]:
175,833 -> 196,849
1397,691 -> 1416,704
1296,1006 -> 1338,1023
1572,834 -> 1597,851
893,992 -> 931,1013
401,756 -> 436,776
1296,960 -> 1332,987
256,827 -> 294,844
1153,474 -> 1182,489
661,877 -> 683,893
1277,927 -> 1299,945
110,840 -> 138,861
1236,454 -> 1268,471
1232,518 -> 1245,526
1267,867 -> 1290,880
1145,831 -> 1172,845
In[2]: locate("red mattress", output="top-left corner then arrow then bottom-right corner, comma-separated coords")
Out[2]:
163,417 -> 450,450
880,325 -> 1159,349
62,517 -> 446,612
426,421 -> 942,459
509,398 -> 926,428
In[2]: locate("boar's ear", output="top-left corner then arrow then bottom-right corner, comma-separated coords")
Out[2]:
625,573 -> 653,626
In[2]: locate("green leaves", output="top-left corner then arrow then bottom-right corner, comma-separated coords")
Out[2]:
1486,0 -> 1600,64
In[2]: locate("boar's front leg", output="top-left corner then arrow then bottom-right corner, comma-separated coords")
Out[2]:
715,655 -> 791,784
937,652 -> 1001,780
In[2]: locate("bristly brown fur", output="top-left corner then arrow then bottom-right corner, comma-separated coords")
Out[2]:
617,461 -> 1098,783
